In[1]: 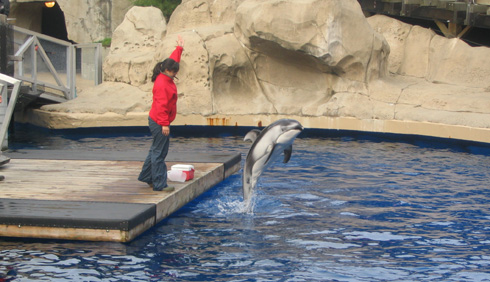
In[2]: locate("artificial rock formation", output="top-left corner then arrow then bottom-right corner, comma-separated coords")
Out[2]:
367,15 -> 490,129
10,0 -> 132,43
56,0 -> 133,43
103,6 -> 167,87
96,0 -> 389,117
34,0 -> 490,142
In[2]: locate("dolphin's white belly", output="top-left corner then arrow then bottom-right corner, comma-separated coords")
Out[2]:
250,143 -> 289,185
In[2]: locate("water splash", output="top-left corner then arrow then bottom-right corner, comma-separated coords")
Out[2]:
214,196 -> 256,216
193,179 -> 258,216
241,192 -> 257,215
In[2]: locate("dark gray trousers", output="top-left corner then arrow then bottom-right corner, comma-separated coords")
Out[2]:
138,117 -> 170,190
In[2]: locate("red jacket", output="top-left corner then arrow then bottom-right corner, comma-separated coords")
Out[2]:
149,46 -> 183,126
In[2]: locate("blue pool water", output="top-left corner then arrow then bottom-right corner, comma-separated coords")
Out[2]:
1,125 -> 490,281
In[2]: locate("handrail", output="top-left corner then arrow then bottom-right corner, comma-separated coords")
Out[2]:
11,25 -> 102,101
13,26 -> 75,100
74,42 -> 103,91
0,73 -> 21,149
13,25 -> 72,47
0,20 -> 102,150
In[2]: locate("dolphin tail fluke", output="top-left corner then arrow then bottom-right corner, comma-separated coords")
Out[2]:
244,129 -> 261,142
283,145 -> 293,163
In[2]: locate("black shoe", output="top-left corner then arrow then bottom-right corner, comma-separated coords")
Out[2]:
162,186 -> 175,192
0,175 -> 4,181
153,186 -> 175,192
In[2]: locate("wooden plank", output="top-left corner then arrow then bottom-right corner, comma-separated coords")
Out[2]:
404,0 -> 423,4
156,164 -> 225,222
421,0 -> 438,6
0,159 -> 222,204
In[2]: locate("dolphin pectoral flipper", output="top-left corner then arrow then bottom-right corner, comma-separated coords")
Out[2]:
283,145 -> 292,163
244,129 -> 261,142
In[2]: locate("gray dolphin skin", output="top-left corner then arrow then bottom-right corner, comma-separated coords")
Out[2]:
242,119 -> 304,202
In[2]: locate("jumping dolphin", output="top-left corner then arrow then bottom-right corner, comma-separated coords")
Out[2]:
242,119 -> 304,202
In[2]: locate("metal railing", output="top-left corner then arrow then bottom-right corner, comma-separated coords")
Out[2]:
0,73 -> 21,150
0,19 -> 103,150
12,25 -> 103,102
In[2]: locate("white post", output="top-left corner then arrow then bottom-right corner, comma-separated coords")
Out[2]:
0,74 -> 21,150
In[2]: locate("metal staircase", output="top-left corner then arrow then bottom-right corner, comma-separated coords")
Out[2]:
11,25 -> 103,105
0,15 -> 103,152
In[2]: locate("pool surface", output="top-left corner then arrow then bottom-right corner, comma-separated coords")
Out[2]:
1,125 -> 490,281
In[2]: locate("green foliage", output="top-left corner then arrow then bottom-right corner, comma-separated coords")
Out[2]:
131,0 -> 182,21
97,38 -> 112,47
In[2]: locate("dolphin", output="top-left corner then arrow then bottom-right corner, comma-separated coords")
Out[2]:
242,119 -> 304,202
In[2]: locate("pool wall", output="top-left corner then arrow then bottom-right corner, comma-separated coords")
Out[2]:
18,111 -> 490,144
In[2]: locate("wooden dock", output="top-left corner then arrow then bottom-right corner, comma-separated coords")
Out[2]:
0,150 -> 241,242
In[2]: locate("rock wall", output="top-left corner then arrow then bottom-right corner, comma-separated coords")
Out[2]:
57,0 -> 132,43
31,0 -> 490,143
100,0 -> 389,118
368,15 -> 490,88
10,0 -> 132,43
103,6 -> 167,87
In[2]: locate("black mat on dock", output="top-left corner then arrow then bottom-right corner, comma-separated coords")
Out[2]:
0,199 -> 155,231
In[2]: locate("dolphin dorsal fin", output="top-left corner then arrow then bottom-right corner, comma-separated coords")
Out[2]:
244,129 -> 261,142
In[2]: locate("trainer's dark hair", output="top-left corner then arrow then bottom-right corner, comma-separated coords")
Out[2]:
151,58 -> 180,82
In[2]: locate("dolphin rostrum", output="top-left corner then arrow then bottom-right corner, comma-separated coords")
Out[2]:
242,119 -> 304,202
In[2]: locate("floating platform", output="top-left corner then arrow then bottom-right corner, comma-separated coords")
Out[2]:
0,150 -> 241,242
